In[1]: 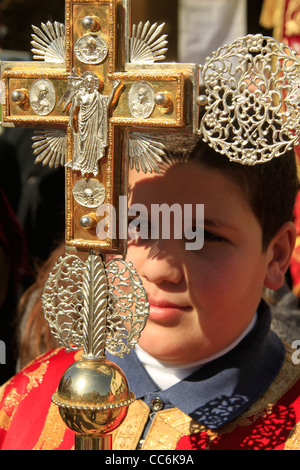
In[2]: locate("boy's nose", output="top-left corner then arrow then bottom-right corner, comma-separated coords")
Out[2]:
140,244 -> 183,285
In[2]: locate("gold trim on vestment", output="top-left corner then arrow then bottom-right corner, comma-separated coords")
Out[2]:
113,343 -> 300,450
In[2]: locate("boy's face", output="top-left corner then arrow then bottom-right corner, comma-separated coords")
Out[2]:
126,161 -> 276,364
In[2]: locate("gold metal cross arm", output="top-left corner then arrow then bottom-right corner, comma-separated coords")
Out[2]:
0,0 -> 198,256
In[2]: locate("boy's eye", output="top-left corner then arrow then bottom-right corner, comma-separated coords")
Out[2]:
127,220 -> 225,245
203,230 -> 225,243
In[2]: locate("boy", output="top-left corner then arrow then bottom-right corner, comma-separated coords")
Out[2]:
0,133 -> 299,450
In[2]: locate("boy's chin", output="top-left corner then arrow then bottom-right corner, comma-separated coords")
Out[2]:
137,329 -> 210,364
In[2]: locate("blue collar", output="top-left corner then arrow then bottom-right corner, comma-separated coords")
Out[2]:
107,300 -> 285,429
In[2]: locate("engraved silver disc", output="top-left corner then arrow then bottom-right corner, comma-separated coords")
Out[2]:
72,178 -> 106,207
30,79 -> 56,115
128,81 -> 155,118
74,34 -> 108,64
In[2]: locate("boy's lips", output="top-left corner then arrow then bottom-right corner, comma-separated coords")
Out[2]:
148,298 -> 192,322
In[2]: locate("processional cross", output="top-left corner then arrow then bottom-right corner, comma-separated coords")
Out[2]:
2,0 -> 299,452
0,0 -> 198,449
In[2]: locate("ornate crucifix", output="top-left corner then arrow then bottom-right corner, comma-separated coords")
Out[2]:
1,0 -> 198,256
0,0 -> 198,449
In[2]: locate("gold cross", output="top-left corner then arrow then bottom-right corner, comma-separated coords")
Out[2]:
1,0 -> 198,256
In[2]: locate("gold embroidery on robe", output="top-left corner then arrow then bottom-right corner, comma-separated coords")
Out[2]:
24,362 -> 49,393
110,343 -> 300,450
230,344 -> 299,422
0,395 -> 18,432
285,422 -> 300,449
112,400 -> 150,450
33,402 -> 68,450
0,353 -> 53,432
142,408 -> 203,450
0,364 -> 48,433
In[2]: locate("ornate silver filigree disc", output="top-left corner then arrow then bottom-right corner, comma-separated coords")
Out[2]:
198,34 -> 300,165
42,253 -> 149,357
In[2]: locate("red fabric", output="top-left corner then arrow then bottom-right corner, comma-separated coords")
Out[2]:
177,378 -> 300,450
1,348 -> 300,450
278,0 -> 300,54
290,186 -> 300,294
274,0 -> 300,294
0,348 -> 76,450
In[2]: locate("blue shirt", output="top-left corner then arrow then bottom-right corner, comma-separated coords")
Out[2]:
107,300 -> 285,430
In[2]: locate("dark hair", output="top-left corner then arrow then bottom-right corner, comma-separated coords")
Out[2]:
163,133 -> 298,251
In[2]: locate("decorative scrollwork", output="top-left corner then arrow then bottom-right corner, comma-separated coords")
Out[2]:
42,254 -> 84,350
198,34 -> 300,165
105,258 -> 149,356
42,253 -> 149,358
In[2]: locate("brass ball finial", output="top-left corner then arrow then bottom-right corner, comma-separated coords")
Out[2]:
52,357 -> 135,449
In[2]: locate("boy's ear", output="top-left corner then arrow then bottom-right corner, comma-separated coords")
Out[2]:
264,222 -> 297,290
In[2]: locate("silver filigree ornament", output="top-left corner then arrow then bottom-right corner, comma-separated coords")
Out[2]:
198,34 -> 300,165
288,79 -> 300,107
41,253 -> 149,358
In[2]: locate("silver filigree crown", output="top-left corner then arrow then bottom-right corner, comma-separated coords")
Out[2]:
198,34 -> 300,165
